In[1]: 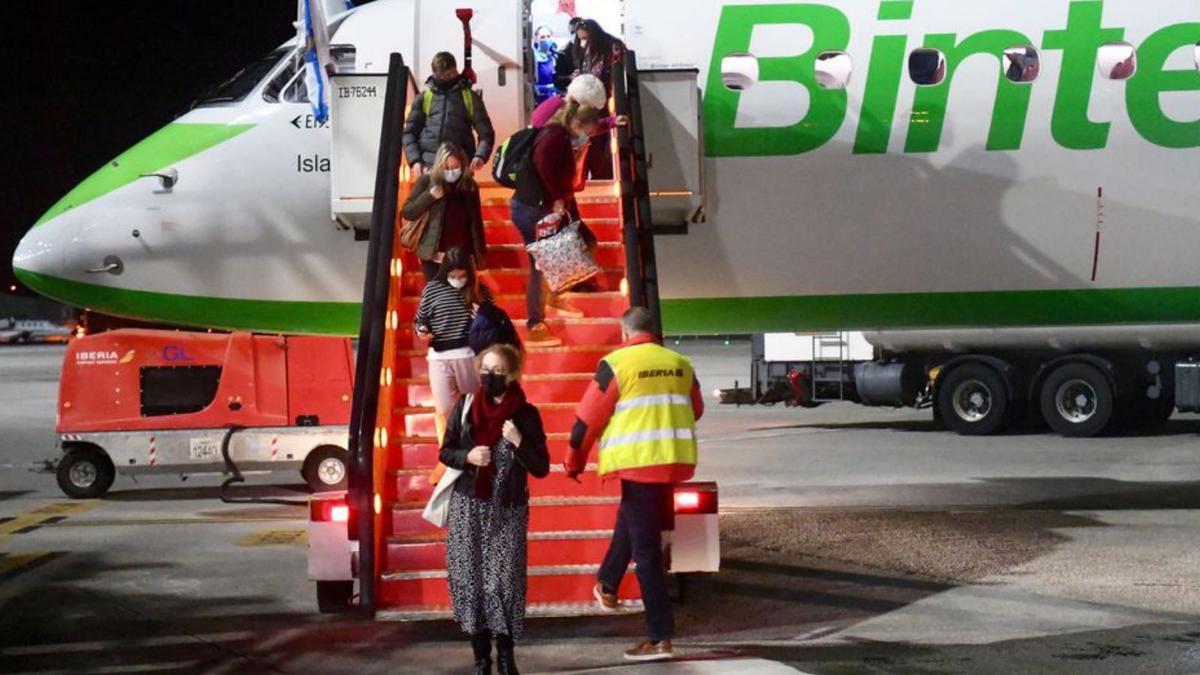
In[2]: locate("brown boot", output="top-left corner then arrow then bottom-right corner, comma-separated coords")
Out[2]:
623,639 -> 673,661
592,582 -> 622,612
525,322 -> 562,348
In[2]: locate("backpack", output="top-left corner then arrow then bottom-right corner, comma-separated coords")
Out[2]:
491,127 -> 541,189
470,302 -> 522,354
422,87 -> 475,119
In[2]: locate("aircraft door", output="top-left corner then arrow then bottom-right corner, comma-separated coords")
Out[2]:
640,69 -> 704,232
415,3 -> 524,142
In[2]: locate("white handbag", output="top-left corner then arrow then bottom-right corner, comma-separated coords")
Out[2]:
421,394 -> 473,527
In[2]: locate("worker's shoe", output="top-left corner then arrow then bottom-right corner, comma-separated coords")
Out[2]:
623,640 -> 673,662
547,294 -> 585,318
593,582 -> 622,612
525,323 -> 562,348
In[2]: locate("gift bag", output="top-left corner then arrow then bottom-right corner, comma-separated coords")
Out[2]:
525,220 -> 602,294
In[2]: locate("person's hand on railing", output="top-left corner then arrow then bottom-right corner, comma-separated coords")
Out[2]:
469,157 -> 485,173
614,115 -> 630,127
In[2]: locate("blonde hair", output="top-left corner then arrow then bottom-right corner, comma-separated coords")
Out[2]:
429,143 -> 475,191
477,343 -> 524,381
549,100 -> 603,130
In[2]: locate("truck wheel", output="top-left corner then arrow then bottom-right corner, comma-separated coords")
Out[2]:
316,580 -> 354,613
303,446 -> 349,492
937,364 -> 1009,436
1040,363 -> 1114,437
56,446 -> 115,499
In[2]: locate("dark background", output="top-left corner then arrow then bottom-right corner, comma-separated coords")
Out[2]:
3,1 -> 373,299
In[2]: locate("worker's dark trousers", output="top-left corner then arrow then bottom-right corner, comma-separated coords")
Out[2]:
597,480 -> 674,642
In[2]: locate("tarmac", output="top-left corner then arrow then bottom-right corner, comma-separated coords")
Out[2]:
3,341 -> 1200,673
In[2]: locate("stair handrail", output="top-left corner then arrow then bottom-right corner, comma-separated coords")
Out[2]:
348,52 -> 414,616
612,51 -> 664,335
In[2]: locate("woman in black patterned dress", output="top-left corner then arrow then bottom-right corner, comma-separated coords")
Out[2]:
440,343 -> 549,675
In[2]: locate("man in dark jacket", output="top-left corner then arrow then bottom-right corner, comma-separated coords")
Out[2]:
403,52 -> 495,176
552,17 -> 585,92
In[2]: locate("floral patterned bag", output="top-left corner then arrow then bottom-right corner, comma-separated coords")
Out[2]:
525,220 -> 602,293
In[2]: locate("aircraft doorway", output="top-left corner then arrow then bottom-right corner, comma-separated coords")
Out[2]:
524,0 -> 625,113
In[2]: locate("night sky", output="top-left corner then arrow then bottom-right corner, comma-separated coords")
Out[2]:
3,1 -> 373,295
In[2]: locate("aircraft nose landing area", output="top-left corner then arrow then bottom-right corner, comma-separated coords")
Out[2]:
5,341 -> 1200,673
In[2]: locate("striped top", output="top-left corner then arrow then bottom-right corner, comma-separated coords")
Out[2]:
414,281 -> 494,353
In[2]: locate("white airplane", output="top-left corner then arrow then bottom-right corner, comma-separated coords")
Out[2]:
11,0 -> 1200,435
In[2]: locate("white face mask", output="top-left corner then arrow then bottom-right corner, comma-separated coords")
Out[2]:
579,38 -> 589,49
444,168 -> 463,183
571,131 -> 590,149
448,277 -> 468,289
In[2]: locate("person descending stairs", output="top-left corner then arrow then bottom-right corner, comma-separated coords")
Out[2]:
374,182 -> 643,618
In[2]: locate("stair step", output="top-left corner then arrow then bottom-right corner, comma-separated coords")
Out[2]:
379,563 -> 639,607
392,467 -> 618,502
483,219 -> 622,245
480,197 -> 622,223
391,435 -> 594,468
391,496 -> 620,536
516,317 -> 623,346
486,243 -> 624,269
376,599 -> 644,621
392,402 -> 583,437
401,268 -> 625,295
403,345 -> 610,379
397,373 -> 592,406
385,529 -> 615,570
403,292 -> 628,322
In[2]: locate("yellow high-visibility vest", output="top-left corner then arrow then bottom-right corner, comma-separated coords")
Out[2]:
597,342 -> 698,477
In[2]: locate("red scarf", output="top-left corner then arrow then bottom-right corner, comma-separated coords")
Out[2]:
470,383 -> 526,499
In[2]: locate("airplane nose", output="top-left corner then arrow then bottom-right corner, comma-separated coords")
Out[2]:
12,218 -> 67,294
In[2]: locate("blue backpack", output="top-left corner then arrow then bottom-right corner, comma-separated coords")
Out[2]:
470,302 -> 522,353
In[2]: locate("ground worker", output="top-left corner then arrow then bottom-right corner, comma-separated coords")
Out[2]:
564,306 -> 705,662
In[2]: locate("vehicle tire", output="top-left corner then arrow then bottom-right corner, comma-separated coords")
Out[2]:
303,446 -> 349,492
937,363 -> 1010,436
1040,363 -> 1114,438
316,580 -> 354,613
56,445 -> 115,499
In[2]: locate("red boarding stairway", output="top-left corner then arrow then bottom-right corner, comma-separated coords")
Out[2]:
371,183 -> 642,619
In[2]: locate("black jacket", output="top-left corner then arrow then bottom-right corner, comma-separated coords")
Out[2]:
402,76 -> 495,168
400,174 -> 487,264
553,44 -> 583,91
439,394 -> 550,507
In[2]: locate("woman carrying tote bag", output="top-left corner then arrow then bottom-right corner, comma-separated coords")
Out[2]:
400,142 -> 487,281
438,343 -> 549,675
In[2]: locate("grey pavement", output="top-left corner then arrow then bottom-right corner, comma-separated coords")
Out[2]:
3,342 -> 1200,673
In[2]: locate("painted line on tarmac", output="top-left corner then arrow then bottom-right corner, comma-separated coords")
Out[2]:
237,529 -> 307,546
0,551 -> 63,584
0,501 -> 100,540
42,516 -> 306,528
2,631 -> 254,656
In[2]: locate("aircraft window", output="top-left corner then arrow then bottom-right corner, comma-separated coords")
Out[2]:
909,48 -> 946,86
195,49 -> 290,106
264,45 -> 358,104
1097,41 -> 1137,80
721,53 -> 759,91
815,51 -> 853,90
140,366 -> 222,417
1004,47 -> 1040,83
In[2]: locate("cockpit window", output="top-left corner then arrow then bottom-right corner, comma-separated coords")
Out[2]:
263,45 -> 357,104
194,48 -> 290,107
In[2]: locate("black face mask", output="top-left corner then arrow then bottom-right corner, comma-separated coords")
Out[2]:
481,372 -> 509,398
